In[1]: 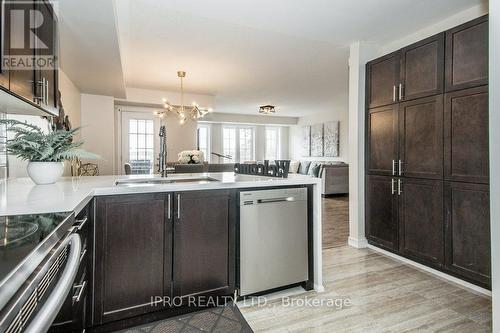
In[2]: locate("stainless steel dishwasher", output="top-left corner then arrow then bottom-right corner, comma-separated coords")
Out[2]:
239,187 -> 308,296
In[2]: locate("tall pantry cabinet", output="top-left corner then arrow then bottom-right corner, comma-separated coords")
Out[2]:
365,15 -> 490,288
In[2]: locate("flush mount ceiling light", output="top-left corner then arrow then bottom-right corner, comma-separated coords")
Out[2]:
154,71 -> 213,125
259,105 -> 276,115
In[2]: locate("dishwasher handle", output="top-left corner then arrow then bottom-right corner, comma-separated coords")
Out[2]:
257,197 -> 295,204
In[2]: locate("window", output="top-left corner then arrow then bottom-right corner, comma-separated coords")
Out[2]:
197,124 -> 211,162
222,126 -> 255,163
129,119 -> 154,173
239,127 -> 254,162
265,127 -> 280,160
222,127 -> 236,161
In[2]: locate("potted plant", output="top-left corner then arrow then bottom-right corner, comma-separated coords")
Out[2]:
0,119 -> 99,185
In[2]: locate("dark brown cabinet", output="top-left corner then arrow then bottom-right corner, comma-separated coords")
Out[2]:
0,0 -> 9,89
173,190 -> 235,299
365,175 -> 398,251
367,105 -> 398,175
444,182 -> 491,288
4,1 -> 36,102
445,15 -> 488,92
94,193 -> 171,324
444,86 -> 489,183
400,33 -> 444,101
399,178 -> 444,267
399,95 -> 443,179
365,15 -> 490,289
0,0 -> 58,115
366,52 -> 400,108
35,0 -> 57,112
93,190 -> 236,326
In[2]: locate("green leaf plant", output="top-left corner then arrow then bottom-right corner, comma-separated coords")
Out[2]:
0,119 -> 100,162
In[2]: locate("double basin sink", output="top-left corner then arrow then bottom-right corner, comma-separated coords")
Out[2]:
115,175 -> 220,186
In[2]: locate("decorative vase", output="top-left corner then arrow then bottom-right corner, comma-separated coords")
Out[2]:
27,161 -> 64,185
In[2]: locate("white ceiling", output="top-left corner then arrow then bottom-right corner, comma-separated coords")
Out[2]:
59,0 -> 487,116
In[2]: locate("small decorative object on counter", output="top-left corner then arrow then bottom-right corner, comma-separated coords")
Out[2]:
0,119 -> 100,185
177,150 -> 204,164
234,160 -> 290,178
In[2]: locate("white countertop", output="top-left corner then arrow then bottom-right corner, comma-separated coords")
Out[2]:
0,172 -> 321,216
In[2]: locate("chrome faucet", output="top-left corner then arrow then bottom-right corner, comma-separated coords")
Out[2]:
158,125 -> 168,177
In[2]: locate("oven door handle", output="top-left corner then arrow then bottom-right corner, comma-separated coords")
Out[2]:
24,233 -> 82,333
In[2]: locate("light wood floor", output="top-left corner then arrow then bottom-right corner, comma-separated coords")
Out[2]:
240,197 -> 492,332
322,195 -> 349,249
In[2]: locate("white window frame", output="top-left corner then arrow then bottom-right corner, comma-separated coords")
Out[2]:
222,125 -> 256,163
197,124 -> 211,162
265,126 -> 281,161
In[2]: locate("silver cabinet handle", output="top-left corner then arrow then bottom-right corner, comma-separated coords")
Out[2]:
392,85 -> 396,102
45,79 -> 49,105
177,194 -> 181,219
167,194 -> 171,220
391,179 -> 396,195
72,280 -> 86,304
392,160 -> 396,175
32,79 -> 45,103
399,83 -> 403,100
399,160 -> 403,176
398,179 -> 402,196
42,77 -> 46,104
24,234 -> 82,333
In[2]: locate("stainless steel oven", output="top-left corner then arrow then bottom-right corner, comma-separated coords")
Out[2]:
0,212 -> 88,333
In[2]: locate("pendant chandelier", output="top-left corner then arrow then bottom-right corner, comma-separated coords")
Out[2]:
155,71 -> 212,124
259,105 -> 276,115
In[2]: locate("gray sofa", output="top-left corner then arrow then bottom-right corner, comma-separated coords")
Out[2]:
291,161 -> 349,196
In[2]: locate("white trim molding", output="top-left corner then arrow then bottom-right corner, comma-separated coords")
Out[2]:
348,236 -> 368,249
368,245 -> 492,297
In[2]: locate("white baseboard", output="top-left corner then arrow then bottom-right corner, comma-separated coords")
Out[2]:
348,236 -> 368,248
367,245 -> 492,297
314,284 -> 325,293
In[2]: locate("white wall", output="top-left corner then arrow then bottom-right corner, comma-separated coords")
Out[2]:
6,69 -> 81,178
489,0 -> 499,330
80,94 -> 115,175
348,41 -> 378,248
289,109 -> 348,162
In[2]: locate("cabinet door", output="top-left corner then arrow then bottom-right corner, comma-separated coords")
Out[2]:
367,104 -> 398,176
35,0 -> 57,112
94,193 -> 171,324
400,33 -> 444,101
366,52 -> 400,108
173,190 -> 235,300
399,95 -> 443,179
365,176 -> 398,251
444,182 -> 490,288
0,0 -> 9,89
4,1 -> 36,102
399,178 -> 444,267
444,86 -> 489,183
445,15 -> 488,92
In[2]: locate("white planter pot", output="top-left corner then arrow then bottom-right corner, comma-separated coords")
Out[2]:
27,161 -> 64,185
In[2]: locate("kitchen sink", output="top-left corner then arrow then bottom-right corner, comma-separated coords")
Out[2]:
115,176 -> 220,186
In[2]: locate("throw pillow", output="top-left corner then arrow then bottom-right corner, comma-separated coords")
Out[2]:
298,161 -> 311,175
289,160 -> 300,173
308,163 -> 321,177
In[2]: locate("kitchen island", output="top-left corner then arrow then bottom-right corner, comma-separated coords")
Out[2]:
0,172 -> 323,331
